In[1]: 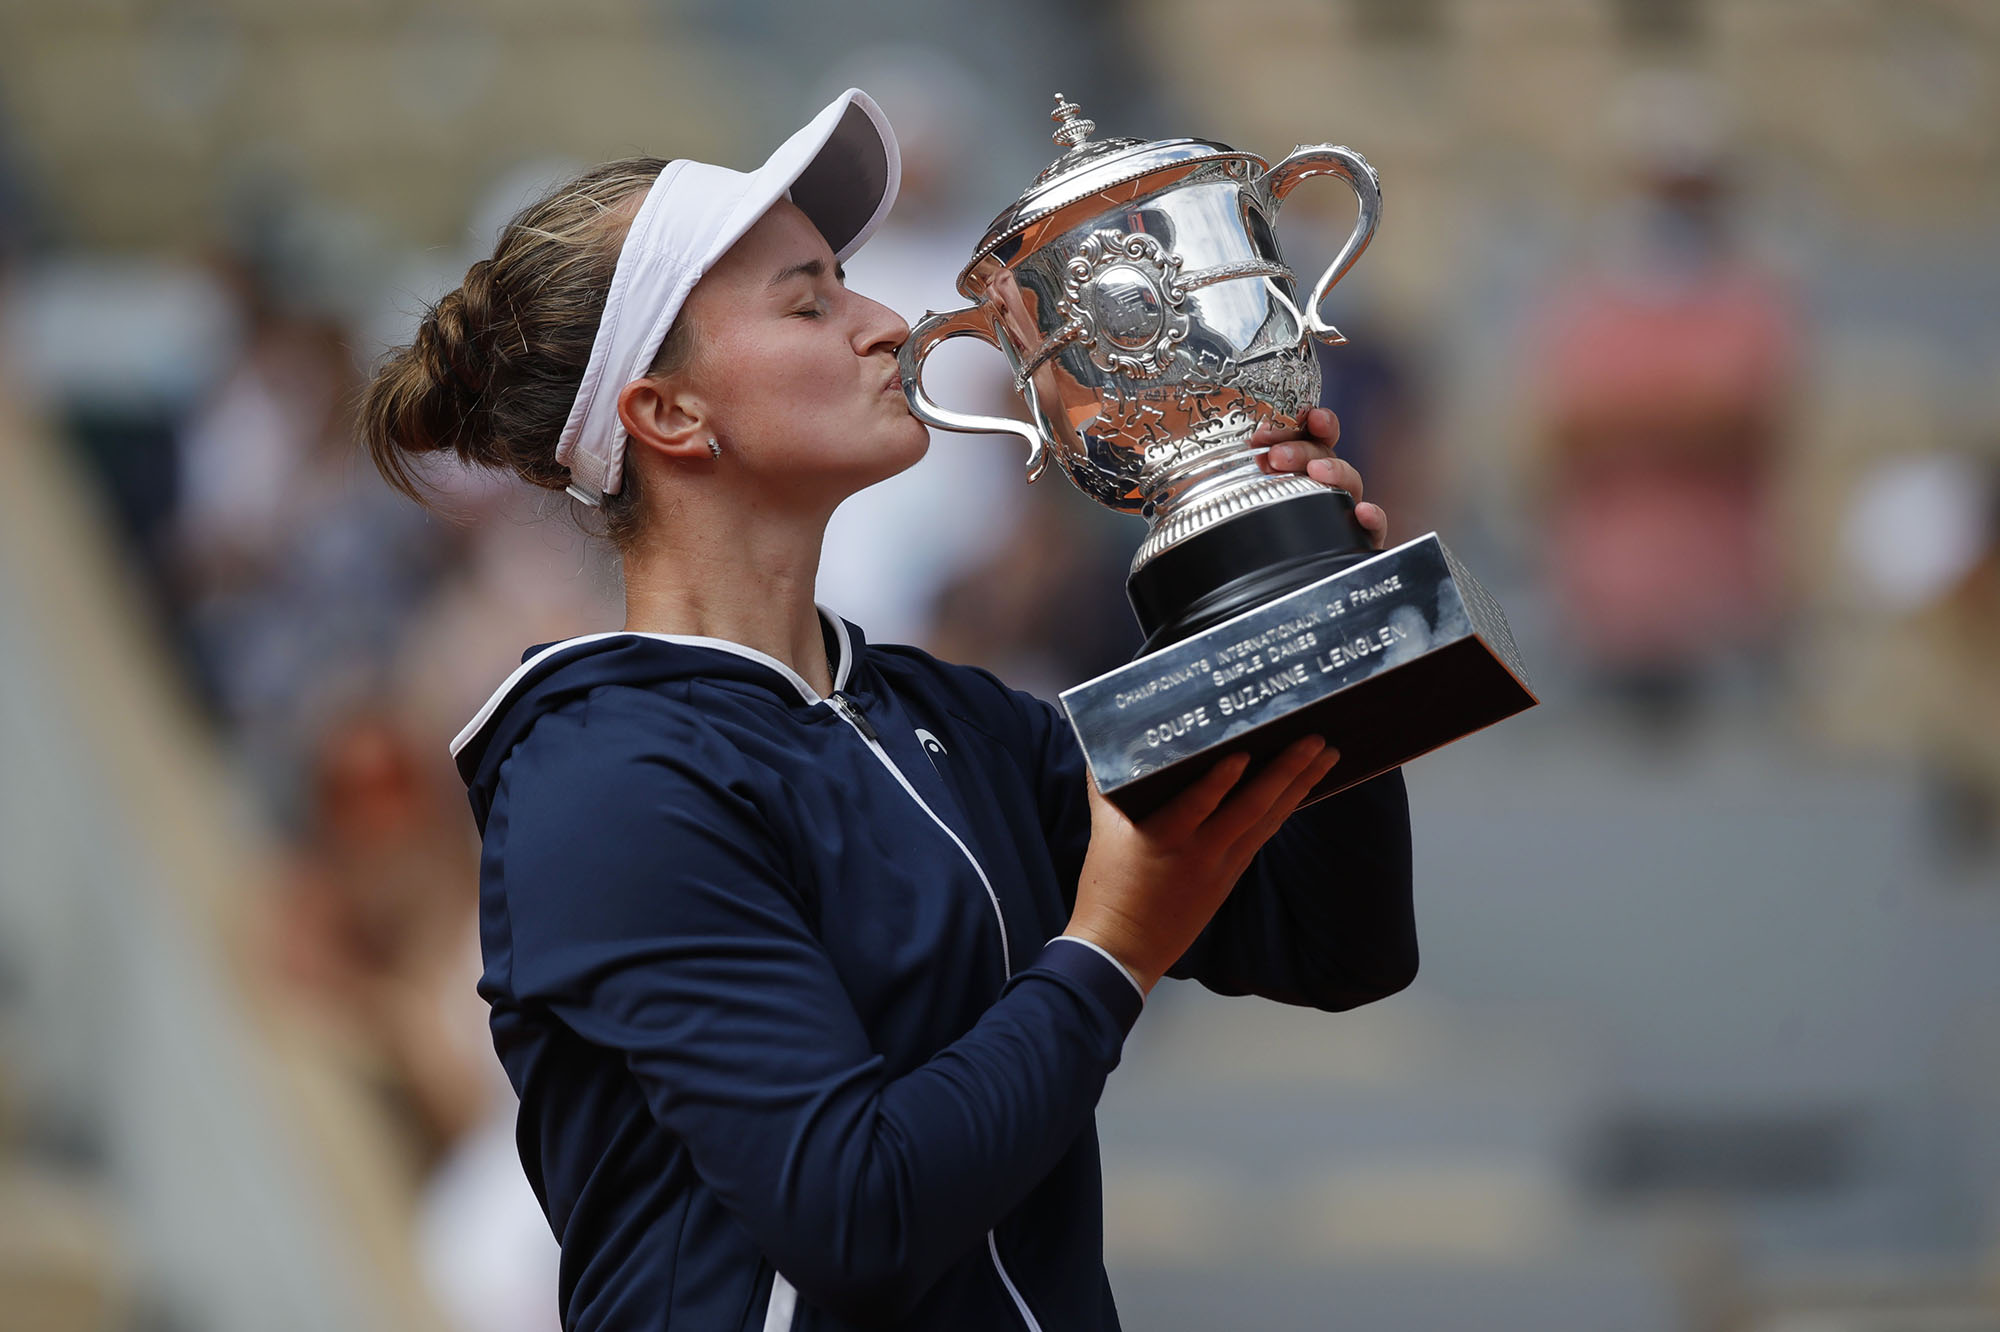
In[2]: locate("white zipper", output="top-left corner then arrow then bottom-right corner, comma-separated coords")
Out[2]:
825,692 -> 1042,1330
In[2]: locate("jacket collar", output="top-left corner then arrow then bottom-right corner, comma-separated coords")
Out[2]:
450,605 -> 859,774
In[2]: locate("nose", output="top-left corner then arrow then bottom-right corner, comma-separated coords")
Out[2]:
852,291 -> 911,357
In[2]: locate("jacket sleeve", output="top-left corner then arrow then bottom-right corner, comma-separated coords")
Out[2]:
1165,765 -> 1418,1009
493,705 -> 1143,1325
1011,683 -> 1418,1012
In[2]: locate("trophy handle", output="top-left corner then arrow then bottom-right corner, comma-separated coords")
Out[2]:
899,303 -> 1051,482
1257,145 -> 1382,347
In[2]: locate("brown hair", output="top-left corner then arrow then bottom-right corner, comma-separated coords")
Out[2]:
360,157 -> 698,549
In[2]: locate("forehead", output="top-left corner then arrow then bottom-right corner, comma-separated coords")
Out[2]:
706,199 -> 833,287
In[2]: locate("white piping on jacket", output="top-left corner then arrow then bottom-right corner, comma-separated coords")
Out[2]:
1045,934 -> 1147,1005
988,1232 -> 1047,1332
760,1273 -> 797,1332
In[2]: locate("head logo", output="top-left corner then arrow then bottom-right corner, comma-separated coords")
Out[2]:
914,728 -> 948,777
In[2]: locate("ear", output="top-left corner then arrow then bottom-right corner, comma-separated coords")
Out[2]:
617,375 -> 715,466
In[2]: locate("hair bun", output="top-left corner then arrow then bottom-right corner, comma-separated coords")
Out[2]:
437,259 -> 501,391
360,155 -> 670,534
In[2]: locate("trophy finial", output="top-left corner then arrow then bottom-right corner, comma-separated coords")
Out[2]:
1050,93 -> 1096,149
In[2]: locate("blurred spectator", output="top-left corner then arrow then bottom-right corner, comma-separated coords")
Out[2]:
1842,452 -> 2000,861
169,257 -> 452,802
1525,75 -> 1798,729
2,255 -> 238,604
269,710 -> 488,1176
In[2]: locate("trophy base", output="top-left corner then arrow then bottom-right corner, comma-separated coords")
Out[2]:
1063,533 -> 1538,820
1127,488 -> 1376,655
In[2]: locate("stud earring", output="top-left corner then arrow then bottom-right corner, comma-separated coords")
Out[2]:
706,437 -> 721,459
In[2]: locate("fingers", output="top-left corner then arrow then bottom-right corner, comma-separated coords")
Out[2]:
1354,500 -> 1390,549
1264,441 -> 1322,474
1141,751 -> 1252,842
1292,453 -> 1390,548
1251,407 -> 1340,448
1301,454 -> 1364,501
1201,736 -> 1329,848
1225,743 -> 1342,866
1254,409 -> 1341,475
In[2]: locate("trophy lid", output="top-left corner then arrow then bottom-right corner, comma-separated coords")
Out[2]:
958,93 -> 1263,295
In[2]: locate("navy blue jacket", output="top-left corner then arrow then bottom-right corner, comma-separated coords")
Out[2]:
453,612 -> 1415,1331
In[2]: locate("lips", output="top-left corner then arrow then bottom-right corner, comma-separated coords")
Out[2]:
883,373 -> 904,394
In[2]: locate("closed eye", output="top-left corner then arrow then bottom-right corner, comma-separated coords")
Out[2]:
770,257 -> 846,291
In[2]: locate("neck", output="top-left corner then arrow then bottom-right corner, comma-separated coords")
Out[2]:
620,500 -> 837,699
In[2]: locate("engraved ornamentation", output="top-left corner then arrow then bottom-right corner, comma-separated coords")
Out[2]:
1176,258 -> 1291,292
1060,231 -> 1191,379
1216,346 -> 1320,420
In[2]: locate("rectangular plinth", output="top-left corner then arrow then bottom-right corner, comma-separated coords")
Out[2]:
1059,533 -> 1537,819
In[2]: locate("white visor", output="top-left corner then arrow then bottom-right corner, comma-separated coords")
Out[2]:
554,88 -> 900,504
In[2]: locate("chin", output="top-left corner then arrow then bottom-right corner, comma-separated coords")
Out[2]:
823,419 -> 931,498
876,414 -> 932,474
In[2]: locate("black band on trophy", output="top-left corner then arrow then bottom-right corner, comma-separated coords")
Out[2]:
1127,489 -> 1377,654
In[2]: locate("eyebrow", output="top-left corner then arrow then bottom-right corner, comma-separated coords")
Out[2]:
767,257 -> 845,289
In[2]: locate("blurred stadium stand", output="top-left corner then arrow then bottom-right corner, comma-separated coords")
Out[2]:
0,389 -> 447,1330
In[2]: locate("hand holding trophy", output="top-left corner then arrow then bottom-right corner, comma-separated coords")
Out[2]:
901,94 -> 1536,815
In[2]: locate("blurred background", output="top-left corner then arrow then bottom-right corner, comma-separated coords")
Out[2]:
0,0 -> 1996,1329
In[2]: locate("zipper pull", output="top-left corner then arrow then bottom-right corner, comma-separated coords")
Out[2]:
830,692 -> 880,743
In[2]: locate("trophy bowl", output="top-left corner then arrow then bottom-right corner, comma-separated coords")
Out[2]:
901,94 -> 1536,815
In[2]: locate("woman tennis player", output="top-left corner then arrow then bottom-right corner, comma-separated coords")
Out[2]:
363,89 -> 1414,1332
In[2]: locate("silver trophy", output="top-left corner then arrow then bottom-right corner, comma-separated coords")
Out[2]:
901,94 -> 1535,814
